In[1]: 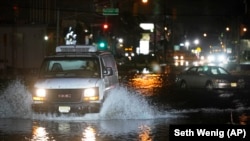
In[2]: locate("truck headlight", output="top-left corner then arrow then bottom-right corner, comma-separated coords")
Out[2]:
33,89 -> 46,102
36,89 -> 46,97
83,88 -> 99,101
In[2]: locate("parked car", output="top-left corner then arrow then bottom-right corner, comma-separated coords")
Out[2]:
175,65 -> 245,91
32,45 -> 119,114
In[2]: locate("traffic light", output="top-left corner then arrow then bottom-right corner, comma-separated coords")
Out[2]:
98,40 -> 107,50
103,23 -> 108,30
13,5 -> 19,16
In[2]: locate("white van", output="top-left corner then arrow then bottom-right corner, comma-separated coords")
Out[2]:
32,45 -> 119,114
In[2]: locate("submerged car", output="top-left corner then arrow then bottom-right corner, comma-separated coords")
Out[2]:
32,45 -> 119,114
175,65 -> 245,91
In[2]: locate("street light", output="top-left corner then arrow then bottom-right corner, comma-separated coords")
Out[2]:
203,33 -> 207,37
118,38 -> 123,43
185,41 -> 190,50
142,0 -> 148,4
243,27 -> 247,32
44,35 -> 48,41
44,35 -> 48,56
193,39 -> 199,45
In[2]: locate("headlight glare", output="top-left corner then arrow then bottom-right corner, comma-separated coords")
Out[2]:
83,88 -> 98,101
84,88 -> 96,97
36,89 -> 46,97
219,55 -> 226,62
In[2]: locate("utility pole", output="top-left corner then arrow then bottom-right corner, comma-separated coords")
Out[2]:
163,0 -> 167,63
56,9 -> 60,46
236,16 -> 241,71
243,0 -> 248,14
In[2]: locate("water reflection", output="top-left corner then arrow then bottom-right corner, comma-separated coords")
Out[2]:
238,113 -> 250,125
82,126 -> 96,141
1,111 -> 250,141
32,126 -> 49,141
58,122 -> 70,133
127,73 -> 163,96
138,125 -> 152,141
30,122 -> 98,141
28,120 -> 157,141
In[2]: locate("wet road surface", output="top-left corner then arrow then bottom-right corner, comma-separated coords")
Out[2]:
1,69 -> 250,141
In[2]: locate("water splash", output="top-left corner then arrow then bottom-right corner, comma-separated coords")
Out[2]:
0,79 -> 33,119
0,80 -> 163,120
99,86 -> 159,120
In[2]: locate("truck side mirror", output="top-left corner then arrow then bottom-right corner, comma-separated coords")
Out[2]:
103,67 -> 113,76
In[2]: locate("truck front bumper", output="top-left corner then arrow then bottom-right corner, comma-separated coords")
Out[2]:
32,102 -> 101,114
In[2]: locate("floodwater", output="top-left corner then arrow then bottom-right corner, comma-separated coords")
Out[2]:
1,73 -> 250,141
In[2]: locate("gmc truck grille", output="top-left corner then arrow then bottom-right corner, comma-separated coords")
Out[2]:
46,89 -> 83,103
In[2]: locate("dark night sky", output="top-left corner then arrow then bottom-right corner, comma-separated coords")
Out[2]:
0,0 -> 248,42
167,0 -> 247,38
170,0 -> 245,16
169,0 -> 246,26
0,0 -> 246,24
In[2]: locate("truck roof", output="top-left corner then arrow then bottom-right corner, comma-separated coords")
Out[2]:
46,45 -> 113,58
56,45 -> 97,53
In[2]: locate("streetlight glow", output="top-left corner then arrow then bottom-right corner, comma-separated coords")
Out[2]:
185,41 -> 190,50
194,39 -> 199,45
243,27 -> 247,32
118,38 -> 123,43
44,35 -> 48,41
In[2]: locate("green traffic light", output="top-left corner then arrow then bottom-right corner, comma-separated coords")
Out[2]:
98,41 -> 107,50
99,42 -> 105,48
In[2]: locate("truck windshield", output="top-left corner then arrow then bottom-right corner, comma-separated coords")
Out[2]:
39,58 -> 100,78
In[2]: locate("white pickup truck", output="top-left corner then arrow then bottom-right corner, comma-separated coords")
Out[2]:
31,45 -> 119,114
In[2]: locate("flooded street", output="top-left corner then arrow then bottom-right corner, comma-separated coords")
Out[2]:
1,0 -> 250,140
1,71 -> 250,141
